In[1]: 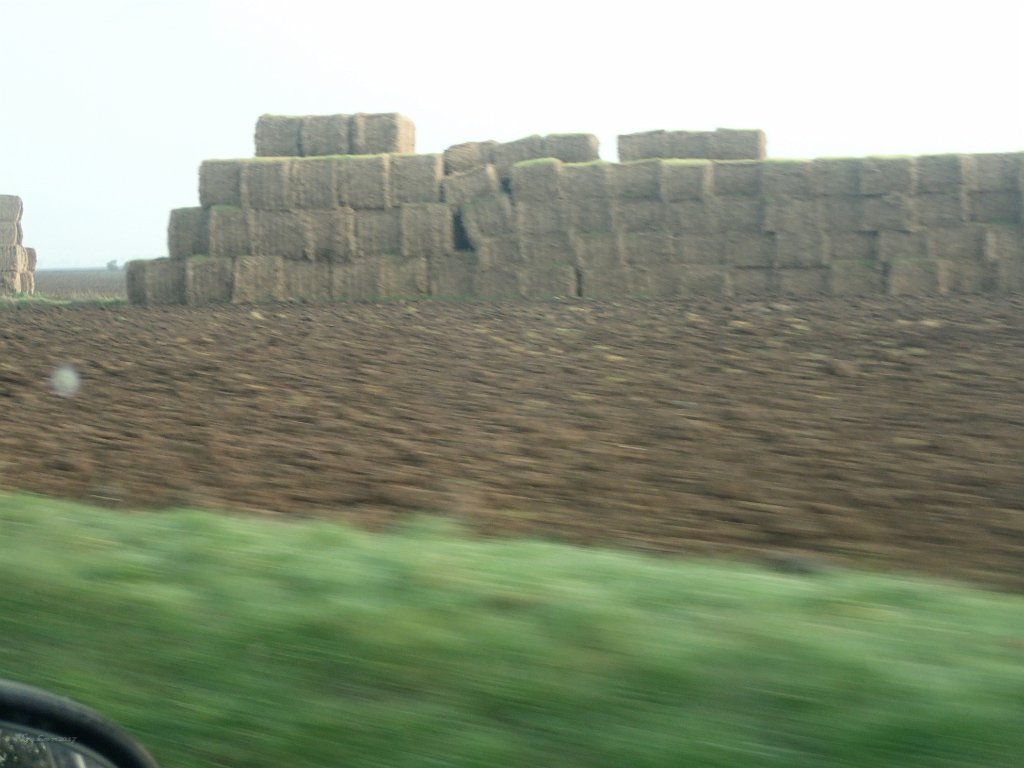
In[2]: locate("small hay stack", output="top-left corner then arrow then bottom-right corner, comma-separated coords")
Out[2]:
1,195 -> 35,295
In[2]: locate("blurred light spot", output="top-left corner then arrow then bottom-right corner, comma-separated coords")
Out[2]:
50,364 -> 81,398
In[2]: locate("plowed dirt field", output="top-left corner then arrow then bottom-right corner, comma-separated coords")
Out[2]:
1,296 -> 1021,589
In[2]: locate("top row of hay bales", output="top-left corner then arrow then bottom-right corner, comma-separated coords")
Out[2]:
618,128 -> 767,162
255,113 -> 417,157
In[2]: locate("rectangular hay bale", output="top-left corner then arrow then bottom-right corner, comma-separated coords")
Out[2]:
280,259 -> 332,302
442,165 -> 501,207
565,197 -> 618,233
304,208 -> 357,263
829,232 -> 877,261
620,231 -> 674,266
521,262 -> 578,299
676,234 -> 723,264
199,160 -> 244,207
762,198 -> 824,233
821,195 -> 864,231
515,201 -> 568,238
616,200 -> 667,233
830,259 -> 884,295
728,268 -> 775,297
971,152 -> 1024,192
142,258 -> 187,305
254,115 -> 303,157
570,232 -> 626,270
350,113 -> 415,155
461,193 -> 515,245
25,247 -> 36,271
926,226 -> 985,262
969,190 -> 1021,224
774,230 -> 830,268
233,255 -> 284,303
246,210 -> 308,258
665,199 -> 717,234
290,157 -> 338,209
429,250 -> 477,298
618,131 -> 668,162
917,154 -> 976,193
241,159 -> 294,210
813,158 -> 862,196
400,204 -> 453,259
0,270 -> 21,295
518,233 -> 574,265
665,131 -> 713,160
777,268 -> 831,297
475,236 -> 522,269
713,197 -> 763,232
491,135 -> 548,178
18,271 -> 34,295
336,155 -> 392,210
0,223 -> 21,246
207,205 -> 251,259
185,256 -> 234,305
391,154 -> 443,204
761,160 -> 819,198
300,114 -> 352,157
544,134 -> 600,164
443,141 -> 498,175
613,160 -> 662,199
474,265 -> 524,300
510,158 -> 563,204
878,230 -> 928,263
168,207 -> 209,260
914,192 -> 969,227
0,195 -> 22,221
712,161 -> 761,196
561,161 -> 614,199
0,245 -> 29,272
859,157 -> 917,195
355,209 -> 402,256
860,193 -> 917,231
709,129 -> 766,161
887,258 -> 944,295
659,160 -> 712,202
722,234 -> 773,267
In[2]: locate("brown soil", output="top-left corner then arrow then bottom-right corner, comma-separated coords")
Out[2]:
1,295 -> 1021,590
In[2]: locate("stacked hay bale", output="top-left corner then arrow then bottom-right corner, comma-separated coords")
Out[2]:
130,114 -> 1023,305
0,195 -> 36,296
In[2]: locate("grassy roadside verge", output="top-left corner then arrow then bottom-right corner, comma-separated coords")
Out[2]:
1,491 -> 1022,767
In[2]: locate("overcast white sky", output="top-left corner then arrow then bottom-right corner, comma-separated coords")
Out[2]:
3,0 -> 1022,268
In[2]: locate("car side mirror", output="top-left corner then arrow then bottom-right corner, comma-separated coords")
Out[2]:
0,680 -> 159,768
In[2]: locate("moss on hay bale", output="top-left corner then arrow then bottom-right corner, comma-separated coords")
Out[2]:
254,115 -> 303,157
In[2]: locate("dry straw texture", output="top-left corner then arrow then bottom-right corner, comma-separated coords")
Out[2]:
391,154 -> 443,204
351,113 -> 415,155
18,271 -> 35,295
660,161 -> 712,202
777,267 -> 831,297
491,135 -> 547,178
918,154 -> 976,193
509,159 -> 563,204
127,258 -> 186,306
916,193 -> 969,228
971,153 -> 1023,191
168,207 -> 209,259
709,129 -> 766,161
814,158 -> 861,196
300,114 -> 352,157
185,257 -> 234,305
761,160 -> 819,198
304,208 -> 357,263
888,258 -> 943,295
443,141 -> 498,175
208,206 -> 251,259
233,255 -> 284,303
254,115 -> 303,157
442,166 -> 501,207
199,160 -> 244,207
247,210 -> 308,258
0,246 -> 28,272
0,195 -> 22,221
400,204 -> 453,259
617,131 -> 668,162
241,159 -> 294,210
462,192 -> 516,243
290,158 -> 338,209
0,271 -> 22,294
613,160 -> 662,200
25,247 -> 37,272
280,260 -> 332,302
355,209 -> 402,256
337,155 -> 391,209
860,158 -> 918,195
562,161 -> 614,199
543,134 -> 600,164
830,259 -> 884,295
428,250 -> 476,298
0,223 -> 21,246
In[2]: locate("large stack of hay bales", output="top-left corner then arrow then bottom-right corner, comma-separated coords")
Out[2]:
0,195 -> 36,296
127,114 -> 1024,305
